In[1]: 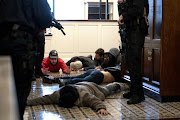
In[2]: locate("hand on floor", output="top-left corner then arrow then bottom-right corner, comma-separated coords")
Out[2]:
97,109 -> 110,116
43,67 -> 50,75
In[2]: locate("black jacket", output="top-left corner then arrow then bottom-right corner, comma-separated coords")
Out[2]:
66,56 -> 96,71
0,0 -> 52,32
104,64 -> 121,82
0,0 -> 35,30
93,58 -> 103,67
121,0 -> 145,30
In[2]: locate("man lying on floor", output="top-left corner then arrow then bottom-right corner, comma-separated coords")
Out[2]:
43,48 -> 123,85
43,64 -> 122,86
27,82 -> 129,115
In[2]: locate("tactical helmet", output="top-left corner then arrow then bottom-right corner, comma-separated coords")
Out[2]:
49,50 -> 58,59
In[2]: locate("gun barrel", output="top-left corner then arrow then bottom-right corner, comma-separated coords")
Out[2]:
61,29 -> 66,35
52,17 -> 66,35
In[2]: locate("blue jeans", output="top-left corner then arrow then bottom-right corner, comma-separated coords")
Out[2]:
58,69 -> 104,84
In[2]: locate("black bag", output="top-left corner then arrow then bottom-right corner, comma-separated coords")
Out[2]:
32,0 -> 52,29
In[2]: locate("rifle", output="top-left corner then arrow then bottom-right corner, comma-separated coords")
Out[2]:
119,26 -> 126,54
118,26 -> 127,77
51,17 -> 66,35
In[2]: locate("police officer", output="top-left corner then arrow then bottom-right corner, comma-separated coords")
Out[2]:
118,0 -> 149,104
33,29 -> 46,78
0,0 -> 52,119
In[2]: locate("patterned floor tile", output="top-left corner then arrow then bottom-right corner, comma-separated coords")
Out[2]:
24,72 -> 180,120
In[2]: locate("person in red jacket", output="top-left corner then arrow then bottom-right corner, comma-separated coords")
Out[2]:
41,50 -> 70,75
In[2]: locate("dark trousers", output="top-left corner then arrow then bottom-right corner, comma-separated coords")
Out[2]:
57,69 -> 104,84
0,28 -> 34,120
126,26 -> 145,97
34,34 -> 45,76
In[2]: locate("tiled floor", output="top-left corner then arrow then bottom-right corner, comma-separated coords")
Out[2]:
24,72 -> 180,120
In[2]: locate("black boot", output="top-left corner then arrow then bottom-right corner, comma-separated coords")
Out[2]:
123,91 -> 145,100
123,92 -> 131,99
35,71 -> 44,78
42,76 -> 55,84
31,76 -> 36,81
31,73 -> 36,81
127,95 -> 145,104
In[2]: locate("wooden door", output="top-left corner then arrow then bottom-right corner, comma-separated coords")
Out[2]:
160,0 -> 180,96
142,0 -> 162,88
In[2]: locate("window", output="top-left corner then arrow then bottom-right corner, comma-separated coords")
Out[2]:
88,2 -> 113,20
47,0 -> 118,20
54,0 -> 85,20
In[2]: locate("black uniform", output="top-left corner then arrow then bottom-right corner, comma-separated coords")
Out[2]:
119,0 -> 149,104
33,32 -> 45,78
0,0 -> 52,119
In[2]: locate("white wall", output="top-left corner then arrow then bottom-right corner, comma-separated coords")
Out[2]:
45,21 -> 121,62
48,0 -> 119,20
55,0 -> 85,20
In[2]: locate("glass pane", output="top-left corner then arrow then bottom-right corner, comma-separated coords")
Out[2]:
54,0 -> 85,20
48,0 -> 118,20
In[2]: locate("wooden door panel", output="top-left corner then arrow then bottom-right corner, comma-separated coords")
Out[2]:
142,37 -> 152,82
148,0 -> 154,38
154,0 -> 162,39
142,47 -> 150,78
152,48 -> 160,86
142,0 -> 161,88
150,0 -> 161,85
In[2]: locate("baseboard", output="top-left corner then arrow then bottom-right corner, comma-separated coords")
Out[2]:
122,75 -> 180,102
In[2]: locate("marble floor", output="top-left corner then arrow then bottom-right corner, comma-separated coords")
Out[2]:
24,72 -> 180,120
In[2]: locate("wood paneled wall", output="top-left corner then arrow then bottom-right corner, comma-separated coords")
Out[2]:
45,21 -> 120,62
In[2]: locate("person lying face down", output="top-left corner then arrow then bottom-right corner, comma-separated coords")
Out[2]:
43,64 -> 122,86
94,48 -> 105,67
27,82 -> 129,116
66,48 -> 105,71
42,48 -> 122,85
69,60 -> 83,71
41,50 -> 70,75
66,56 -> 95,71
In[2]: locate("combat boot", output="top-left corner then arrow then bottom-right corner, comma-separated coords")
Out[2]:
42,76 -> 55,84
127,95 -> 145,104
123,91 -> 145,100
123,92 -> 131,99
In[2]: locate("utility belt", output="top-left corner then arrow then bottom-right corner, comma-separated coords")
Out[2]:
125,16 -> 148,35
124,7 -> 148,31
0,23 -> 34,36
137,7 -> 149,26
